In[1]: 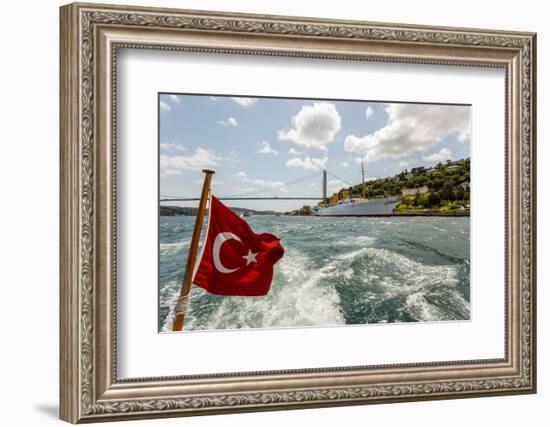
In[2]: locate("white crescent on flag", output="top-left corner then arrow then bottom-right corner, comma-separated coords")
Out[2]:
212,232 -> 242,274
193,195 -> 285,296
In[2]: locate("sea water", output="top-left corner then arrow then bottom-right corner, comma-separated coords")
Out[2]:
159,216 -> 470,332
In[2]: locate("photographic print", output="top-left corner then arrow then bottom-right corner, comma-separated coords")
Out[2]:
159,94 -> 471,332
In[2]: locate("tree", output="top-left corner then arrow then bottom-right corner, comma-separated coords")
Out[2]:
418,194 -> 430,207
431,178 -> 443,190
415,175 -> 428,187
440,184 -> 454,201
427,192 -> 441,207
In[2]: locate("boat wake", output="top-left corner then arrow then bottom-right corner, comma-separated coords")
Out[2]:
159,216 -> 470,331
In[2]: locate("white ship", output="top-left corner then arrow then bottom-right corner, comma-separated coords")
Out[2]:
313,159 -> 400,217
312,196 -> 399,216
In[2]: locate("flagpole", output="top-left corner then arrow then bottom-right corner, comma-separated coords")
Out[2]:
172,169 -> 215,331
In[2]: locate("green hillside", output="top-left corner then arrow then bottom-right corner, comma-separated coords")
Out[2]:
332,158 -> 470,214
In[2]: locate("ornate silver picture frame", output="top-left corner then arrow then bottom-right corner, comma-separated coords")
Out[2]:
60,2 -> 536,423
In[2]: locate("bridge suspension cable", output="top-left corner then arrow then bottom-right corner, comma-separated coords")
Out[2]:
162,170 -> 324,201
326,171 -> 354,187
160,169 -> 354,202
219,170 -> 322,199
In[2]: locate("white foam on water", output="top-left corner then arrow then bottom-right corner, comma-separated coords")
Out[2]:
327,246 -> 470,322
334,247 -> 458,287
184,249 -> 345,331
160,279 -> 181,332
160,235 -> 470,331
159,240 -> 189,256
332,235 -> 377,247
404,292 -> 446,322
374,220 -> 396,226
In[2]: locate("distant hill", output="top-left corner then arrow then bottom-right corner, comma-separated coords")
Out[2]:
160,205 -> 278,217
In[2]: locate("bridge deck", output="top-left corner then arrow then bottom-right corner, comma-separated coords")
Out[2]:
160,197 -> 322,202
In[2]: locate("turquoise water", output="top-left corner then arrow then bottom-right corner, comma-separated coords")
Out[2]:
159,216 -> 470,332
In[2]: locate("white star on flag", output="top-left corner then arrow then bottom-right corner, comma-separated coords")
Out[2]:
242,249 -> 258,266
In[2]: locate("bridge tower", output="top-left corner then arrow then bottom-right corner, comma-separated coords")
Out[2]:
322,169 -> 327,201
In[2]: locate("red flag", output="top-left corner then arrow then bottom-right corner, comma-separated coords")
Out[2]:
192,195 -> 285,296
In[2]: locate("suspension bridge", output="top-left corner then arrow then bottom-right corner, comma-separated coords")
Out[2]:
160,170 -> 355,202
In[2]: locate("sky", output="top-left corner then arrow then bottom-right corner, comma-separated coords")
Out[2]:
159,94 -> 471,212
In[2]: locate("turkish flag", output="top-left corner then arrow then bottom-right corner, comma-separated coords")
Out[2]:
192,195 -> 285,296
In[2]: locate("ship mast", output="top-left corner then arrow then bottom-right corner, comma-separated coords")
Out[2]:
361,157 -> 366,199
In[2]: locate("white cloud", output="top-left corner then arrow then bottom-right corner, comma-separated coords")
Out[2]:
288,148 -> 303,156
340,162 -> 349,167
278,102 -> 341,149
365,106 -> 374,120
250,179 -> 287,192
160,142 -> 186,152
423,148 -> 452,163
286,156 -> 328,171
257,141 -> 279,156
344,103 -> 470,161
234,171 -> 287,193
160,148 -> 219,176
217,117 -> 238,127
223,150 -> 240,164
239,187 -> 258,193
161,95 -> 181,111
231,97 -> 258,107
398,160 -> 409,167
209,96 -> 218,101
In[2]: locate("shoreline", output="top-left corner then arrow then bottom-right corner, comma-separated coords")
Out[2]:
309,213 -> 469,217
160,212 -> 470,218
391,212 -> 469,217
